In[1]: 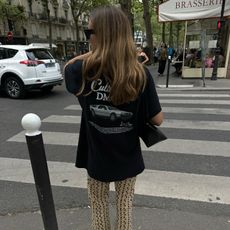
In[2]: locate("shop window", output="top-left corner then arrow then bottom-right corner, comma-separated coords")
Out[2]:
184,35 -> 201,68
184,19 -> 228,69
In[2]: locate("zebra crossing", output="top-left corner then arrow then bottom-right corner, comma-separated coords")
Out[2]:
3,91 -> 230,211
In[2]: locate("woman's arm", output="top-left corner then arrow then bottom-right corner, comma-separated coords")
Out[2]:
141,52 -> 149,64
150,111 -> 164,126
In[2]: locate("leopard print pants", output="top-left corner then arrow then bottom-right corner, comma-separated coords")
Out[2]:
87,176 -> 136,230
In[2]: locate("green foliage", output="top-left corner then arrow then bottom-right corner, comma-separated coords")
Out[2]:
131,0 -> 185,48
69,0 -> 112,19
0,0 -> 25,21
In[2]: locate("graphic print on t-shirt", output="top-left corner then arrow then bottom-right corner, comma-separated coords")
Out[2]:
88,79 -> 134,134
90,105 -> 132,121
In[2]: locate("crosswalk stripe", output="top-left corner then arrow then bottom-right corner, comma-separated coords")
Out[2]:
65,101 -> 230,113
7,131 -> 230,157
163,107 -> 230,115
64,105 -> 82,110
160,99 -> 230,105
158,94 -> 230,98
162,120 -> 230,131
1,157 -> 230,205
42,115 -> 230,131
157,84 -> 194,88
42,115 -> 81,124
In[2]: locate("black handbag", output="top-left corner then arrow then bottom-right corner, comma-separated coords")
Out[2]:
138,91 -> 167,147
140,121 -> 167,147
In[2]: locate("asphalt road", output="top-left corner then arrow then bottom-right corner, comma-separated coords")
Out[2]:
1,83 -> 230,229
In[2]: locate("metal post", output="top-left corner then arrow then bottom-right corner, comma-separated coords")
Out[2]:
21,113 -> 58,230
200,26 -> 206,87
211,0 -> 226,80
166,58 -> 170,88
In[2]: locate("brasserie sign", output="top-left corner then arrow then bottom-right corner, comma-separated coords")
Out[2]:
158,0 -> 230,22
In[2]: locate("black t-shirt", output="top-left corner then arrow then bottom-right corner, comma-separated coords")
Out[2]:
65,60 -> 161,182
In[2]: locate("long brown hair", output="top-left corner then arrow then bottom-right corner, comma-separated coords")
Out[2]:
80,5 -> 146,105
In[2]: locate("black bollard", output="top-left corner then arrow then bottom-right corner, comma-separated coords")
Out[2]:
166,58 -> 171,88
22,113 -> 58,230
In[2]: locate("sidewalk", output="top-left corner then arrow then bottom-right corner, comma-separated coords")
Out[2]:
147,64 -> 230,91
1,205 -> 230,230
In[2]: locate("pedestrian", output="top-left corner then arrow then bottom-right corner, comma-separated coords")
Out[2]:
157,43 -> 167,76
136,46 -> 149,64
64,5 -> 163,230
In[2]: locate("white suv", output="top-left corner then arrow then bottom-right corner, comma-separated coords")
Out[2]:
0,45 -> 63,99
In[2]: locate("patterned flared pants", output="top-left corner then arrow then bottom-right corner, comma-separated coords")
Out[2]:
87,176 -> 136,230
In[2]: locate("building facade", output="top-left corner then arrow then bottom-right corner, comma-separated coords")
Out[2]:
0,0 -> 89,59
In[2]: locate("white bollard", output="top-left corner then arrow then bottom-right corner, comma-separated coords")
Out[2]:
21,113 -> 41,136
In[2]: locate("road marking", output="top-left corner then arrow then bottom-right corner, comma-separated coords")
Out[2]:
1,157 -> 230,205
160,99 -> 230,105
163,107 -> 230,115
65,99 -> 230,113
157,85 -> 194,88
7,131 -> 230,157
42,115 -> 230,131
64,105 -> 82,110
162,120 -> 230,131
159,94 -> 230,98
43,115 -> 81,124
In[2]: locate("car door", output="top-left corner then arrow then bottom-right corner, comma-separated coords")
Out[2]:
0,48 -> 7,78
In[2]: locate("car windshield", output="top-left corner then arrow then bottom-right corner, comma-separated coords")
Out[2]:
26,49 -> 53,60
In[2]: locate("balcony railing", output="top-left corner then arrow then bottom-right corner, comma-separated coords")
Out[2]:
34,14 -> 68,25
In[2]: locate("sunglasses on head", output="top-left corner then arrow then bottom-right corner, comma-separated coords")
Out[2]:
84,29 -> 95,40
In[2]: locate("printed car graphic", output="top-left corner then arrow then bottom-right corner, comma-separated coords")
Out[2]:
90,104 -> 133,121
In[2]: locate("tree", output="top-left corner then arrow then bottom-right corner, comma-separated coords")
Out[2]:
69,0 -> 88,54
132,0 -> 144,43
119,0 -> 133,34
69,0 -> 111,54
0,0 -> 25,37
142,0 -> 154,63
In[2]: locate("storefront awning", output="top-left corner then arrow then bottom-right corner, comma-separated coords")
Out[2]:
158,0 -> 230,22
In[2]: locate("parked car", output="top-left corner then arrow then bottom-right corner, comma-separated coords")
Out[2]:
90,104 -> 133,121
0,45 -> 63,99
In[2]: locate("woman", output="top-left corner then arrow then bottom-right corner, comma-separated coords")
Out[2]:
157,43 -> 167,76
136,46 -> 149,65
65,5 -> 163,230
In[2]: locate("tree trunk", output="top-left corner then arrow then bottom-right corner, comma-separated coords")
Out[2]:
176,22 -> 180,52
142,0 -> 153,64
162,22 -> 165,44
119,0 -> 133,35
47,8 -> 52,53
75,18 -> 80,54
169,21 -> 173,47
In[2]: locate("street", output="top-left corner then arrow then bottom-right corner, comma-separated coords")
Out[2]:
0,82 -> 230,230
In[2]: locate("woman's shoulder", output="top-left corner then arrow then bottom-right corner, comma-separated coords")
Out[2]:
142,66 -> 156,87
65,60 -> 83,75
67,59 -> 83,69
143,66 -> 151,78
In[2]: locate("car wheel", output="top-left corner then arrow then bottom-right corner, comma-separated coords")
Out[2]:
41,86 -> 54,93
110,113 -> 116,121
4,77 -> 25,99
